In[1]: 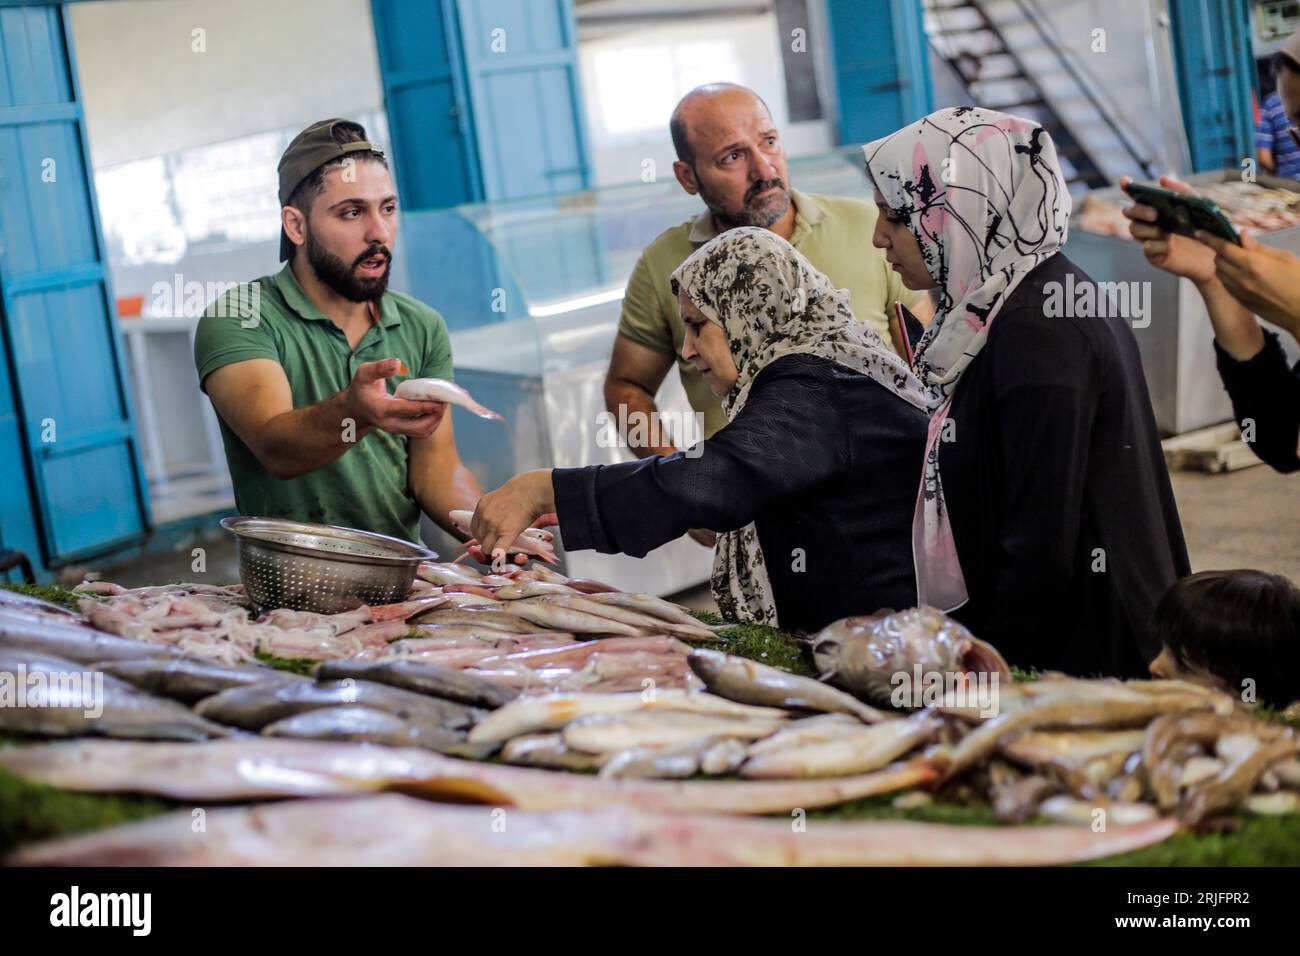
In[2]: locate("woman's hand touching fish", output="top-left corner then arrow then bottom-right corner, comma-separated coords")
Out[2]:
471,470 -> 558,569
462,512 -> 559,566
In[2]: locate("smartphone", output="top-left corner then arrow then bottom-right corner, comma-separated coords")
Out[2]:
890,302 -> 922,367
1122,181 -> 1241,245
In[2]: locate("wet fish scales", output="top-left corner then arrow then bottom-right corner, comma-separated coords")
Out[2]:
314,658 -> 517,708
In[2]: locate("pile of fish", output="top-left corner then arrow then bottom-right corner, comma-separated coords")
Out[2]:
394,561 -> 721,693
4,585 -> 1298,866
71,582 -> 440,664
65,564 -> 719,694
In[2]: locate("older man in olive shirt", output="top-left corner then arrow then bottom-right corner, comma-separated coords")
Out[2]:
604,84 -> 930,544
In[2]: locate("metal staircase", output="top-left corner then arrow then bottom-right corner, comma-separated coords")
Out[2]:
923,0 -> 1156,189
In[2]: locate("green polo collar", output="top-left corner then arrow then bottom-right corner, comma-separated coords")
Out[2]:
272,263 -> 402,328
687,188 -> 825,246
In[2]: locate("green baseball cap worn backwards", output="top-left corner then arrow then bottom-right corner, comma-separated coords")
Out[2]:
277,118 -> 385,261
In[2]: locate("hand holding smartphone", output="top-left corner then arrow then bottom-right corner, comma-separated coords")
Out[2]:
1122,181 -> 1241,245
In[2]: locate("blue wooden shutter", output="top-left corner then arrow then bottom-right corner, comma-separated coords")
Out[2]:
453,0 -> 592,200
825,0 -> 933,145
0,5 -> 150,565
1169,0 -> 1257,172
370,0 -> 484,209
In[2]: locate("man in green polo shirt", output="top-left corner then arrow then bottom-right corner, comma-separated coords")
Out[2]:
194,118 -> 483,545
604,83 -> 932,546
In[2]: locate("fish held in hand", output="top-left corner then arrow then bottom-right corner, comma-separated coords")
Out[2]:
811,607 -> 1011,707
394,377 -> 505,422
448,510 -> 559,566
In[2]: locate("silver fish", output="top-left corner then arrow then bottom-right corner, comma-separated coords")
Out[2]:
599,736 -> 748,779
940,692 -> 1219,783
469,690 -> 789,744
562,710 -> 785,754
0,649 -> 233,741
507,599 -> 644,636
314,658 -> 517,708
501,733 -> 608,771
394,378 -> 505,422
97,657 -> 306,704
194,678 -> 482,731
688,649 -> 893,723
747,714 -> 874,757
6,793 -> 1179,867
810,607 -> 1012,706
1182,736 -> 1300,825
416,563 -> 485,587
0,737 -> 939,813
520,593 -> 717,641
741,712 -> 941,779
0,611 -> 180,664
1037,795 -> 1159,827
0,588 -> 79,618
261,705 -> 495,758
410,609 -> 539,632
580,591 -> 703,628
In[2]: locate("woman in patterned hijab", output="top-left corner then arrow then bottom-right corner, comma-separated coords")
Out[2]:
471,225 -> 932,633
670,226 -> 932,623
860,106 -> 1189,678
864,106 -> 1071,612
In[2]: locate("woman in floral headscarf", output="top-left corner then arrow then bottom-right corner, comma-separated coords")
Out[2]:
470,227 -> 930,632
863,106 -> 1188,677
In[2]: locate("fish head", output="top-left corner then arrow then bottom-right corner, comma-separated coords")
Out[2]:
685,648 -> 730,683
447,510 -> 473,536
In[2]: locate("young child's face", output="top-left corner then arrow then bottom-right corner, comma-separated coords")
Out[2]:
1149,645 -> 1230,694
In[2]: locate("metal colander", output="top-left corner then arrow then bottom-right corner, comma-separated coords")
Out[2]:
221,517 -> 436,614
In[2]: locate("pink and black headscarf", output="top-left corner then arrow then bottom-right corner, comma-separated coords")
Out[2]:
863,107 -> 1071,611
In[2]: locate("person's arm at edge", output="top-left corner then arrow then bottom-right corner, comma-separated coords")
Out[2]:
608,251 -> 684,459
604,334 -> 679,459
204,357 -> 445,480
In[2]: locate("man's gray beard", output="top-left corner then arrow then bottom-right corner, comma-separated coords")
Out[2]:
702,186 -> 791,231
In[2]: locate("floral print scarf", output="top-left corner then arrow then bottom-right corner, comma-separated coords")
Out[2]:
670,227 -> 932,625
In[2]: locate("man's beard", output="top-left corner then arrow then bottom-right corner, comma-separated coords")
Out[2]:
697,174 -> 791,230
305,228 -> 392,302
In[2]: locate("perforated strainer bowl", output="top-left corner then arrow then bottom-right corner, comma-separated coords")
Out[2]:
221,516 -> 436,614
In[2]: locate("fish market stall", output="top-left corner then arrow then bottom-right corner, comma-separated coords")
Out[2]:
1071,171 -> 1300,435
3,540 -> 1299,865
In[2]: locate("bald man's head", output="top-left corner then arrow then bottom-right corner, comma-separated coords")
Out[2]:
670,83 -> 773,165
667,83 -> 791,231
